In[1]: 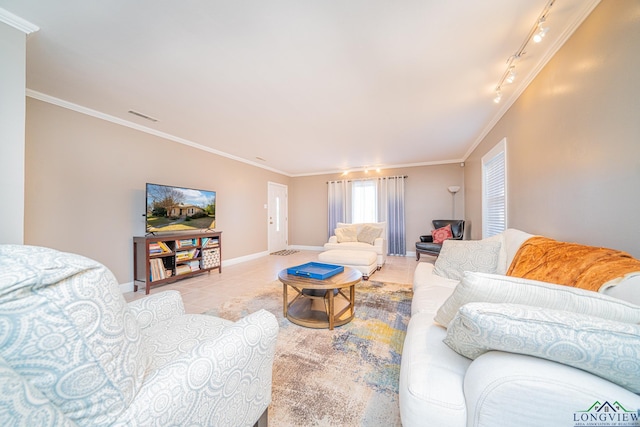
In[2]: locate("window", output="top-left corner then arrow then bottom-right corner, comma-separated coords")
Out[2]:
482,138 -> 507,238
351,180 -> 377,223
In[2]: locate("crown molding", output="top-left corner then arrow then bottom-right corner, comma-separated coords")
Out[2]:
0,8 -> 39,34
26,89 -> 293,177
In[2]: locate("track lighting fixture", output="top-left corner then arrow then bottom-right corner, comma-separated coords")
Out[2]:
505,67 -> 516,84
532,18 -> 549,43
493,0 -> 554,103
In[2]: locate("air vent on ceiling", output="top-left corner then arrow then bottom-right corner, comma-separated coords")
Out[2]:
128,110 -> 159,122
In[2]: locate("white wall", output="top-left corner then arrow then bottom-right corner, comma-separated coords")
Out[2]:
0,21 -> 26,244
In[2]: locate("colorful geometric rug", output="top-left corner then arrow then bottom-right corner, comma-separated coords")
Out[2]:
204,280 -> 412,426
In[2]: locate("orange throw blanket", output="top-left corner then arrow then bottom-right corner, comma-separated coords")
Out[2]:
506,236 -> 640,292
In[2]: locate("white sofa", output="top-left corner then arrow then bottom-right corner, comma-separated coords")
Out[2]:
324,222 -> 387,268
400,229 -> 640,427
0,245 -> 278,427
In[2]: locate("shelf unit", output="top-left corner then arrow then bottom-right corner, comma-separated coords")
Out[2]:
133,231 -> 222,294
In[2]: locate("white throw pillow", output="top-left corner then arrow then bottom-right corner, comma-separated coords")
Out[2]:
435,271 -> 640,327
443,302 -> 640,394
357,225 -> 382,245
335,226 -> 357,243
433,240 -> 501,281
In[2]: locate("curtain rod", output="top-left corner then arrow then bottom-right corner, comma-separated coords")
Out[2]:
327,175 -> 408,184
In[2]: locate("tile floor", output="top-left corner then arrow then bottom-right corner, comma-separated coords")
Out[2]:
123,251 -> 430,313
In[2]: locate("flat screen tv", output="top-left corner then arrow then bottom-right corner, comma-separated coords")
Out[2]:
146,183 -> 216,233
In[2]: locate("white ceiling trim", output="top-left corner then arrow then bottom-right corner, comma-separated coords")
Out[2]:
26,89 -> 466,178
0,8 -> 39,34
463,0 -> 601,160
291,159 -> 466,177
26,89 -> 291,176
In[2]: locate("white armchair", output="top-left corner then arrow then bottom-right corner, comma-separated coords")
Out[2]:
324,222 -> 387,268
0,245 -> 278,427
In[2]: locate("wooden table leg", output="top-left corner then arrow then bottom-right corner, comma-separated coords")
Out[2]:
328,289 -> 335,330
350,284 -> 355,317
283,283 -> 288,318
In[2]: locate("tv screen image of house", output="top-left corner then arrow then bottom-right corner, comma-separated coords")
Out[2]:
146,183 -> 216,232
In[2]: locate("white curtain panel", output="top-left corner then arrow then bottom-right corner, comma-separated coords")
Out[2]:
378,176 -> 407,256
327,180 -> 347,239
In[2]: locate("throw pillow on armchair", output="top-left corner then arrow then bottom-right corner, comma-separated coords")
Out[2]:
432,224 -> 453,244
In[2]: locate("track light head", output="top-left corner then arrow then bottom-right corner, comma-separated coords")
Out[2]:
533,17 -> 549,43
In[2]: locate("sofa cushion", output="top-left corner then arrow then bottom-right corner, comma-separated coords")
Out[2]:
433,239 -> 501,281
399,311 -> 471,427
357,225 -> 383,245
482,229 -> 534,275
411,262 -> 459,316
432,224 -> 452,244
435,271 -> 640,327
335,226 -> 358,243
443,302 -> 640,394
601,273 -> 640,305
464,352 -> 640,427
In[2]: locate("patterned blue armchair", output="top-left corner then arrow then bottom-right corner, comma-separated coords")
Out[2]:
0,245 -> 278,427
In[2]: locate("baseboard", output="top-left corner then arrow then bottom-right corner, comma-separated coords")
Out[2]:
120,281 -> 135,293
289,245 -> 324,251
224,251 -> 270,266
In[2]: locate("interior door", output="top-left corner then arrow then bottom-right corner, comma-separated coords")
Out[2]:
268,182 -> 288,253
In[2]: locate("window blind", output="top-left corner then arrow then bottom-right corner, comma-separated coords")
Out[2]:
482,139 -> 507,237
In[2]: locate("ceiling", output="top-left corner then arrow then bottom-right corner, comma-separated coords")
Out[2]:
1,0 -> 599,176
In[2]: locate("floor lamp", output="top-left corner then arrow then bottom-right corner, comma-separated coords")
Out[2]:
448,186 -> 460,218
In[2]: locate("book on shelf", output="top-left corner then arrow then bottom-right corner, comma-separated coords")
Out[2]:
176,264 -> 192,276
188,260 -> 200,271
149,258 -> 166,281
176,238 -> 197,249
202,237 -> 219,248
176,248 -> 199,262
150,241 -> 171,255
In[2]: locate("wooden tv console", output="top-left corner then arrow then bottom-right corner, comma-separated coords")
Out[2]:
133,231 -> 222,294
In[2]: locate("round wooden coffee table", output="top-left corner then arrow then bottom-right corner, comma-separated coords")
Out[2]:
278,266 -> 362,330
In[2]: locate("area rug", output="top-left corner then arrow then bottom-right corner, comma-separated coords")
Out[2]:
270,249 -> 299,256
204,280 -> 412,426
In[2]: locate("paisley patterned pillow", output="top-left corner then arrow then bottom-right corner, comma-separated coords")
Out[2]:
433,239 -> 501,281
444,302 -> 640,393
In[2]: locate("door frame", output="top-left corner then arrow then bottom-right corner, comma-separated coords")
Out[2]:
267,181 -> 288,253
